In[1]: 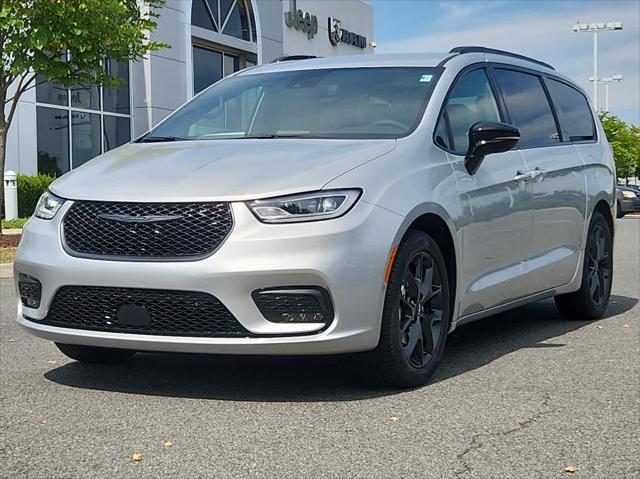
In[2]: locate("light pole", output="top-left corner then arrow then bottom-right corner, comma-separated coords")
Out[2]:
590,75 -> 623,112
573,21 -> 623,111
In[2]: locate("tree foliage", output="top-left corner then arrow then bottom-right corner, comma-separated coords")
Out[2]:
599,112 -> 640,182
0,0 -> 168,218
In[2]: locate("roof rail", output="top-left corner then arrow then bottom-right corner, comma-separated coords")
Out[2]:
271,55 -> 320,63
449,46 -> 555,71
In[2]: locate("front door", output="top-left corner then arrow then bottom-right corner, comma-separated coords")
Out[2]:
435,67 -> 535,318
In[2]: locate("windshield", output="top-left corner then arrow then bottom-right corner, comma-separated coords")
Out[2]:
144,67 -> 440,141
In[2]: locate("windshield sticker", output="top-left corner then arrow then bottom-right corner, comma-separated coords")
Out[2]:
419,74 -> 433,83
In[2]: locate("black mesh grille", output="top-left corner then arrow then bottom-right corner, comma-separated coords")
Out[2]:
255,293 -> 324,313
32,286 -> 254,337
63,201 -> 232,259
252,288 -> 334,323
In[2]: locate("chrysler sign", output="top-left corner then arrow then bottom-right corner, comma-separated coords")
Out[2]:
328,17 -> 367,49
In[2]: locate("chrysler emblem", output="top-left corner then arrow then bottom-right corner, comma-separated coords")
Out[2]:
97,213 -> 183,224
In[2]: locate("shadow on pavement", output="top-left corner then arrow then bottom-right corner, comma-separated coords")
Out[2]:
45,295 -> 637,402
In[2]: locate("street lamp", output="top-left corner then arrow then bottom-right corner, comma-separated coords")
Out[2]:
572,21 -> 623,111
590,75 -> 623,112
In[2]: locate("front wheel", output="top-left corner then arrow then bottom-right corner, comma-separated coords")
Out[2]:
554,211 -> 613,320
616,202 -> 624,218
55,343 -> 136,363
361,230 -> 451,388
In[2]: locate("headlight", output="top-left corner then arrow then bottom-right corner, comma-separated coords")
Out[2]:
247,189 -> 361,223
622,190 -> 637,199
33,192 -> 66,220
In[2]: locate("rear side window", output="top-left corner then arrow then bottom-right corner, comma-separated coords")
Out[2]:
546,79 -> 595,141
436,69 -> 501,154
493,69 -> 560,149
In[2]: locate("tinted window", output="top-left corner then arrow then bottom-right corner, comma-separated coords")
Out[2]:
193,46 -> 223,94
103,60 -> 130,114
546,79 -> 595,141
493,69 -> 559,148
437,69 -> 501,154
37,107 -> 70,176
103,116 -> 131,152
36,76 -> 68,106
71,111 -> 101,168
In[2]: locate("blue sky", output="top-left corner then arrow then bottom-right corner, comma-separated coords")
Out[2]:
369,0 -> 640,125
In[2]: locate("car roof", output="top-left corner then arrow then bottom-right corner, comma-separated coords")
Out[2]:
239,53 -> 449,75
236,48 -> 579,94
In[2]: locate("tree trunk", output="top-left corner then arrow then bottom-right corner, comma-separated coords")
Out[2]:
1,83 -> 7,233
0,119 -> 6,235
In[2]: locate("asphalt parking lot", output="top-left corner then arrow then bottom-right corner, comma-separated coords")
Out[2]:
1,218 -> 638,479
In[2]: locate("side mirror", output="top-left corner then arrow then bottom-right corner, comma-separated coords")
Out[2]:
464,122 -> 520,175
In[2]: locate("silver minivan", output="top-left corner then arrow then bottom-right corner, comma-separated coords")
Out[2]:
15,47 -> 616,387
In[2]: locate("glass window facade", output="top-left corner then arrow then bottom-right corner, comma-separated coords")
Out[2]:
37,107 -> 70,176
191,0 -> 257,42
35,61 -> 131,175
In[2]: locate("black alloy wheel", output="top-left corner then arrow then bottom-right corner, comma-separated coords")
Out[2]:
398,252 -> 445,368
555,211 -> 613,321
361,230 -> 451,388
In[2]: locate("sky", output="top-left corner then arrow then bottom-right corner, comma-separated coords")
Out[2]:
369,0 -> 640,125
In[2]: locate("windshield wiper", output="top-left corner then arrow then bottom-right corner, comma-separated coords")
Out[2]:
138,136 -> 189,143
244,134 -> 311,139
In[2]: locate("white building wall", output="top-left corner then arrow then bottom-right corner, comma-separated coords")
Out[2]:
281,0 -> 374,57
3,0 -> 374,176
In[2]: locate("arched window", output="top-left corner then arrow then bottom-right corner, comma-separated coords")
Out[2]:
191,0 -> 257,42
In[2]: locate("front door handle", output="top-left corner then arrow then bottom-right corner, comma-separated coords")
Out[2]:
514,168 -> 546,183
513,171 -> 535,182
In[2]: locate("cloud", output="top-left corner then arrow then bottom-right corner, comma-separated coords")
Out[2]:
375,1 -> 639,123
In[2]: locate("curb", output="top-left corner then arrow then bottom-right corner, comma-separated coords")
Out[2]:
0,263 -> 13,279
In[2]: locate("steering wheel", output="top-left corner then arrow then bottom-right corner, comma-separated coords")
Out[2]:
370,119 -> 408,132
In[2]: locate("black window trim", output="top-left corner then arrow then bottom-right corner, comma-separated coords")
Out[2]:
433,62 -> 598,155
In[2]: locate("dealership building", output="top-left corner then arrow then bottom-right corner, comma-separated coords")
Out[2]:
5,0 -> 374,177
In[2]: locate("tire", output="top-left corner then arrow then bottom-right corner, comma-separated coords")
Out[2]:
360,230 -> 451,388
554,211 -> 613,321
55,343 -> 136,363
616,202 -> 624,218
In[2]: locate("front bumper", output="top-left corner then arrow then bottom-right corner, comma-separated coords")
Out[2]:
14,200 -> 402,355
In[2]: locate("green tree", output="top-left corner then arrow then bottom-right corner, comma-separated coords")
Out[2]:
599,112 -> 640,183
1,0 -> 168,219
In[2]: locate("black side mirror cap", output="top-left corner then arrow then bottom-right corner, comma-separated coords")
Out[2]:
464,122 -> 520,175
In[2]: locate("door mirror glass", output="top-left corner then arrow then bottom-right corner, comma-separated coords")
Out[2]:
465,122 -> 520,175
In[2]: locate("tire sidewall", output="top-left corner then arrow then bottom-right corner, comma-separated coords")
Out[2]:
380,231 -> 451,386
581,212 -> 613,317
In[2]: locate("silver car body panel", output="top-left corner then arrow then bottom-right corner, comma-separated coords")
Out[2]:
15,51 -> 616,354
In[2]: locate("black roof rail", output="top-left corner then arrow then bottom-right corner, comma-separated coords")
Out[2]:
449,46 -> 555,71
271,55 -> 320,63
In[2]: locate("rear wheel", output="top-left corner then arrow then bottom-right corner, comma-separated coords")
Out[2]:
554,211 -> 613,320
361,230 -> 451,388
55,343 -> 136,363
616,201 -> 624,218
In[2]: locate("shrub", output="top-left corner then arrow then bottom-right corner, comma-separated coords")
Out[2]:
17,174 -> 56,217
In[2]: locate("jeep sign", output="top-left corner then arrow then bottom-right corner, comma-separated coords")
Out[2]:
284,0 -> 318,40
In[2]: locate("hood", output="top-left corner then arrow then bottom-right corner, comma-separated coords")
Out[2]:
50,139 -> 396,202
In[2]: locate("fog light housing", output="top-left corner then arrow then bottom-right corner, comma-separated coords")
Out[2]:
252,287 -> 334,324
18,273 -> 42,309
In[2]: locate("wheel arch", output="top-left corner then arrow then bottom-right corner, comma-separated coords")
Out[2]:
391,205 -> 459,324
593,198 -> 614,237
